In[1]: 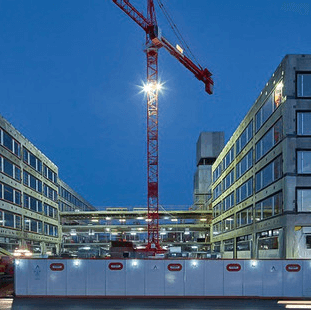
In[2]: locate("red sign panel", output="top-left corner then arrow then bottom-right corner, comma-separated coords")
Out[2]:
286,264 -> 301,272
108,262 -> 123,270
226,263 -> 241,272
167,263 -> 182,272
50,263 -> 64,271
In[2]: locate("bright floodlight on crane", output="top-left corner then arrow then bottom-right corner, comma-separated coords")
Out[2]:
142,81 -> 164,94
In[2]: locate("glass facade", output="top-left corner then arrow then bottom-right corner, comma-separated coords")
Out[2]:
256,118 -> 283,161
236,206 -> 253,227
255,192 -> 283,221
236,149 -> 253,179
223,169 -> 234,191
223,192 -> 234,211
213,182 -> 222,200
255,156 -> 282,192
236,178 -> 253,204
223,146 -> 234,170
256,83 -> 283,132
236,121 -> 253,154
213,162 -> 222,182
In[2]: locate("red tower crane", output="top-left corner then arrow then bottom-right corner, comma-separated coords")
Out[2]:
112,0 -> 213,253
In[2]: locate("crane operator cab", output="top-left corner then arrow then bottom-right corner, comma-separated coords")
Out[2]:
148,25 -> 163,47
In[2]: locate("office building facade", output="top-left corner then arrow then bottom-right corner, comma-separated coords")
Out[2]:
0,114 -> 95,256
210,54 -> 311,259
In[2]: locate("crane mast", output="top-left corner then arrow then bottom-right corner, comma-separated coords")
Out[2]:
112,0 -> 213,253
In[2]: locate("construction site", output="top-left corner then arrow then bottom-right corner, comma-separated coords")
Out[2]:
0,0 -> 310,308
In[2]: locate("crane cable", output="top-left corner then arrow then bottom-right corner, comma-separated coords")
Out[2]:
155,0 -> 202,69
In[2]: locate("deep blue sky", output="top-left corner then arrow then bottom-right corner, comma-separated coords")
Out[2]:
0,1 -> 310,208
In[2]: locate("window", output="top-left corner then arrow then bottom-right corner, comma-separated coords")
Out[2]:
255,156 -> 282,192
223,146 -> 234,170
213,202 -> 222,218
306,235 -> 311,250
44,204 -> 58,219
60,186 -> 88,211
24,194 -> 42,213
297,73 -> 311,98
224,239 -> 234,251
0,156 -> 21,181
0,129 -> 21,157
4,212 -> 14,228
236,121 -> 253,154
237,206 -> 253,227
44,223 -> 58,237
23,171 -> 42,192
223,216 -> 234,232
24,217 -> 43,234
297,189 -> 311,212
0,209 -> 21,229
213,162 -> 222,182
236,235 -> 252,251
223,192 -> 235,211
297,112 -> 311,136
256,118 -> 283,161
43,184 -> 57,201
212,221 -> 222,236
258,236 -> 279,250
255,83 -> 283,132
0,183 -> 21,205
255,192 -> 283,221
236,178 -> 253,204
213,183 -> 222,200
213,241 -> 221,252
223,169 -> 234,191
23,148 -> 42,173
236,149 -> 253,179
297,150 -> 311,174
43,165 -> 57,183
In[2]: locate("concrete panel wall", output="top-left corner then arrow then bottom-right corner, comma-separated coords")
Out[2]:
15,259 -> 310,298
